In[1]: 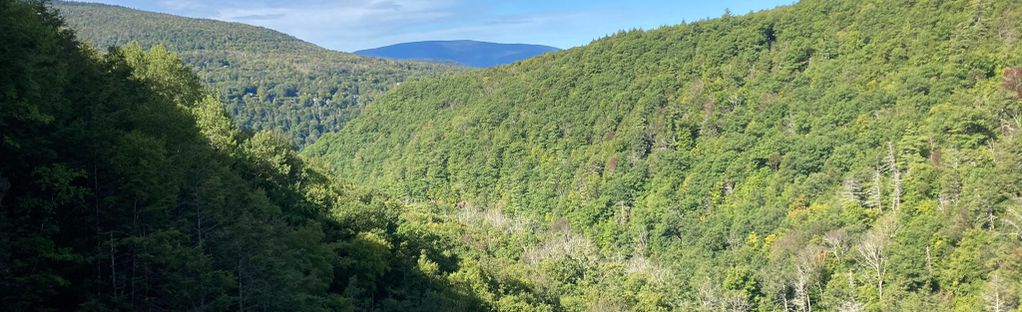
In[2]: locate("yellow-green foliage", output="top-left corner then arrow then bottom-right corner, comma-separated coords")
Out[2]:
308,0 -> 1022,310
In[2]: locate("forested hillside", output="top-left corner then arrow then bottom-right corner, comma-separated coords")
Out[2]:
308,0 -> 1022,310
51,1 -> 458,146
0,2 -> 547,310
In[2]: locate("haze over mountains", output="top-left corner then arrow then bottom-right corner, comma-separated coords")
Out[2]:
52,1 -> 559,143
51,0 -> 459,146
355,40 -> 561,68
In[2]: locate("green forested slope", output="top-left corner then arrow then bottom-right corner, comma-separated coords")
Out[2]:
0,2 -> 525,310
308,0 -> 1022,310
50,1 -> 458,146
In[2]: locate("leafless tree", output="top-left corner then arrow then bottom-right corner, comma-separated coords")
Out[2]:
938,156 -> 962,213
695,278 -> 753,312
841,177 -> 863,207
925,246 -> 934,276
823,229 -> 850,259
983,271 -> 1018,312
837,272 -> 865,312
886,143 -> 902,213
1002,196 -> 1022,240
1003,67 -> 1022,98
725,296 -> 753,312
857,217 -> 899,301
868,167 -> 883,211
794,246 -> 825,312
697,279 -> 721,311
837,300 -> 865,312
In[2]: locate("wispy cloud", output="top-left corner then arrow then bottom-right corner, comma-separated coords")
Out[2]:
484,16 -> 535,26
206,0 -> 460,48
156,0 -> 204,11
81,0 -> 795,51
232,13 -> 285,21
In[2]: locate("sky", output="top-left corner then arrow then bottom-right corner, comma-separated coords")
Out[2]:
78,0 -> 796,52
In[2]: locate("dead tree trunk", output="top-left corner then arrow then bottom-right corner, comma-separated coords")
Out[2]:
858,218 -> 897,302
887,143 -> 902,213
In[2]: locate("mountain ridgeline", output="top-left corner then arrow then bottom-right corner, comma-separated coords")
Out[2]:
6,0 -> 1022,311
0,1 -> 506,311
51,1 -> 459,146
355,40 -> 561,68
307,0 -> 1022,310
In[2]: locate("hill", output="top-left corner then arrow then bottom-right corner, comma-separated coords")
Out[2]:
307,0 -> 1022,310
355,40 -> 560,68
2,1 -> 524,310
51,1 -> 459,146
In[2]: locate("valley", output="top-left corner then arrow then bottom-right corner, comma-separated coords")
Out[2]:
2,0 -> 1022,311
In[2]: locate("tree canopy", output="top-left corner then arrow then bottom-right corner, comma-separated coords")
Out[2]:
0,1 -> 506,310
50,1 -> 460,147
6,0 -> 1022,310
307,0 -> 1022,310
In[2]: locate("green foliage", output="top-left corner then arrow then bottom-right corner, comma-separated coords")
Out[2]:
9,0 -> 1022,310
0,2 -> 497,310
51,1 -> 460,147
307,0 -> 1022,310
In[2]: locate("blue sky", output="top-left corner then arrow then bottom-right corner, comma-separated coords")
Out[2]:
78,0 -> 795,52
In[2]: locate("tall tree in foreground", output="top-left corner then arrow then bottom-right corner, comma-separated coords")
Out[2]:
0,1 -> 497,310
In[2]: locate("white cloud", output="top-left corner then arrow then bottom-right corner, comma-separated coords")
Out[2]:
157,0 -> 205,10
84,0 -> 794,51
199,0 -> 462,50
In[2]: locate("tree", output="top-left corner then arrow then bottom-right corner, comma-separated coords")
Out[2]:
1003,67 -> 1022,98
794,245 -> 825,312
193,95 -> 239,153
858,217 -> 898,302
982,271 -> 1018,312
886,143 -> 902,213
54,1 -> 459,146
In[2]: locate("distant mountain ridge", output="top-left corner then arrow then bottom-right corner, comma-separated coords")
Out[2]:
355,40 -> 560,68
51,1 -> 458,147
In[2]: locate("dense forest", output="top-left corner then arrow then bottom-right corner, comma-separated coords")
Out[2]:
50,1 -> 459,147
6,0 -> 1022,311
0,1 -> 541,310
307,0 -> 1022,310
